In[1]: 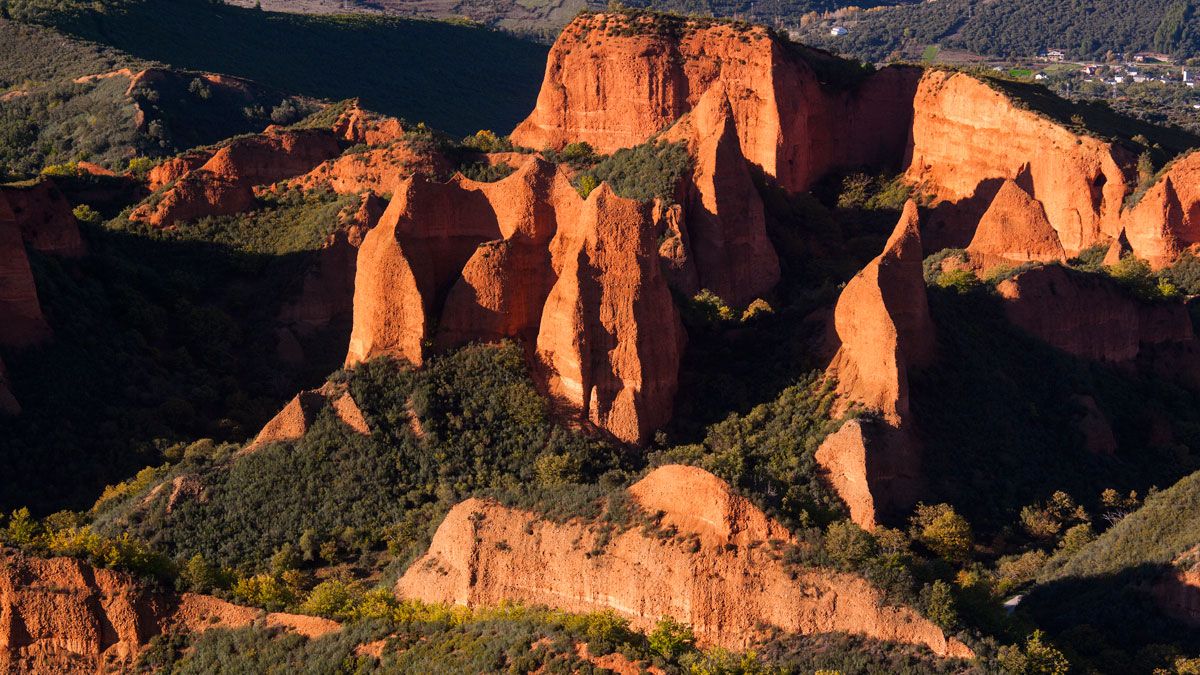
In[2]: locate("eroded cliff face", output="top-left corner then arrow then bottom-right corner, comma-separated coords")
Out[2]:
907,71 -> 1131,255
396,465 -> 972,659
965,178 -> 1067,269
996,265 -> 1195,363
1123,152 -> 1200,266
346,159 -> 684,444
817,202 -> 933,528
512,13 -> 919,195
0,358 -> 18,416
827,201 -> 934,423
130,127 -> 343,227
0,552 -> 338,674
660,86 -> 780,306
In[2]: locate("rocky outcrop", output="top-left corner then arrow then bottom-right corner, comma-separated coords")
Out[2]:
965,178 -> 1066,268
397,465 -> 972,659
331,103 -> 406,147
284,143 -> 451,196
148,150 -> 215,192
660,86 -> 780,306
130,128 -> 342,227
818,202 -> 933,526
1122,152 -> 1200,266
0,198 -> 50,349
512,13 -> 919,194
827,201 -> 934,423
996,265 -> 1195,364
0,179 -> 85,258
0,552 -> 338,674
346,159 -> 684,444
244,381 -> 370,453
907,71 -> 1130,254
535,184 -> 686,444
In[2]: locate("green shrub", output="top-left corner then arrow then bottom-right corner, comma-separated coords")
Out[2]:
648,615 -> 695,659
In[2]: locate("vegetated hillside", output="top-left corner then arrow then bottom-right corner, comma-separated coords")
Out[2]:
0,18 -> 315,177
798,0 -> 1200,62
1020,469 -> 1200,672
3,0 -> 548,135
229,0 -> 918,39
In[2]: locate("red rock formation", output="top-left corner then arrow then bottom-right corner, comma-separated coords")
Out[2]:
906,70 -> 1131,254
996,264 -> 1194,364
827,201 -> 934,423
284,142 -> 452,196
965,179 -> 1066,268
0,552 -> 338,674
818,202 -> 932,525
1122,152 -> 1200,266
661,86 -> 780,305
332,103 -> 406,147
346,159 -> 684,444
244,381 -> 370,453
148,150 -> 215,192
0,179 -> 85,258
0,199 -> 50,349
396,465 -> 972,659
512,13 -> 919,194
1103,229 -> 1133,266
535,184 -> 686,443
130,128 -> 342,227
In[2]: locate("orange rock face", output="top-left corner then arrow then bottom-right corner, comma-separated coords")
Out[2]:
512,14 -> 919,195
1153,548 -> 1200,626
996,265 -> 1195,364
906,71 -> 1130,255
130,128 -> 342,227
661,87 -> 780,306
0,552 -> 339,674
284,142 -> 452,197
244,381 -> 370,453
396,465 -> 972,659
147,150 -> 215,192
965,178 -> 1066,268
346,160 -> 684,444
1122,152 -> 1200,266
819,202 -> 932,525
828,201 -> 935,424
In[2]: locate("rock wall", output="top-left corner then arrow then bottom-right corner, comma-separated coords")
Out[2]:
1122,151 -> 1200,266
906,71 -> 1131,255
346,159 -> 684,444
0,552 -> 338,674
996,265 -> 1196,363
0,179 -> 85,259
0,197 -> 50,349
130,127 -> 342,227
397,465 -> 972,659
512,13 -> 919,195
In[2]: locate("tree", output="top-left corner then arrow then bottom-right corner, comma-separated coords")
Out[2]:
910,503 -> 973,562
649,616 -> 695,659
919,580 -> 958,628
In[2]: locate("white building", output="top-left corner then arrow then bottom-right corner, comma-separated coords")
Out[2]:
830,26 -> 848,36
